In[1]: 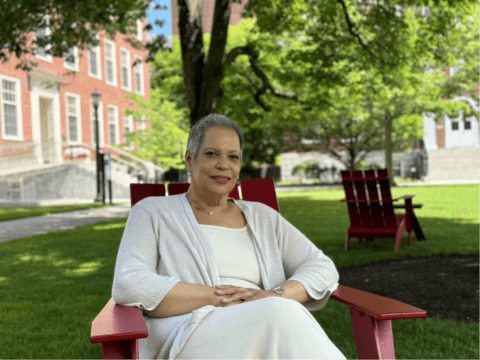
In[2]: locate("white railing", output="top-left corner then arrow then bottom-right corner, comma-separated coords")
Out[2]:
0,140 -> 164,181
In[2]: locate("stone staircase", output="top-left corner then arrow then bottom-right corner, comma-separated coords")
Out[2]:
0,160 -> 138,206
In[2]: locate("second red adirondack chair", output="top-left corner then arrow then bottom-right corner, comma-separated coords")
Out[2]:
341,169 -> 425,252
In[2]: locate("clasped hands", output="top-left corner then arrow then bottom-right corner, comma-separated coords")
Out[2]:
214,284 -> 280,307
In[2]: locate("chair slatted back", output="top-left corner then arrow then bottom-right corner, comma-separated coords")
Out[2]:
129,178 -> 279,213
341,169 -> 396,229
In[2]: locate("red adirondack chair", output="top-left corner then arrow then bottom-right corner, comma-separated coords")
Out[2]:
91,177 -> 427,359
341,169 -> 426,252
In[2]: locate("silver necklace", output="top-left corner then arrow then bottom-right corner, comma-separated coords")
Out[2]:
186,192 -> 214,215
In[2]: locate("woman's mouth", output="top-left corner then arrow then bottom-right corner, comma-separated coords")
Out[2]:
211,176 -> 230,184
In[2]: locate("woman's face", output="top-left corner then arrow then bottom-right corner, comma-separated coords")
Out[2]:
186,126 -> 242,194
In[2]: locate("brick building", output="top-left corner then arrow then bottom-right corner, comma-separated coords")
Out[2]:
0,11 -> 165,204
0,13 -> 152,171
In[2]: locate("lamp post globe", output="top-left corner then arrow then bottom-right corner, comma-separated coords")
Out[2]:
92,89 -> 102,202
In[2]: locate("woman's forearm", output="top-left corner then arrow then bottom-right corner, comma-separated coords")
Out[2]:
145,282 -> 219,318
273,280 -> 314,304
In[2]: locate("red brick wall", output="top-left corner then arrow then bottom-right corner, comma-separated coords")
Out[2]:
0,17 -> 151,152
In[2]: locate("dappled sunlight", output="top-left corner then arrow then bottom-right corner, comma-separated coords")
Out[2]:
0,277 -> 7,284
52,259 -> 75,267
65,261 -> 102,277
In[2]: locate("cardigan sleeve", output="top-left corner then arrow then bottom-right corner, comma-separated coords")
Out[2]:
274,210 -> 339,312
112,200 -> 181,312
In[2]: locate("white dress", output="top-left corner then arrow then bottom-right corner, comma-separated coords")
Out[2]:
174,223 -> 346,359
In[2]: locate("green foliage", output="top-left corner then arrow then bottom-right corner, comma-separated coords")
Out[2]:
0,0 -> 153,72
116,90 -> 190,172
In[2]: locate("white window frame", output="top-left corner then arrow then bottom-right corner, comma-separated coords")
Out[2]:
136,19 -> 143,41
107,104 -> 120,145
91,99 -> 105,148
123,113 -> 134,150
63,44 -> 79,72
88,34 -> 102,80
65,92 -> 82,144
34,14 -> 53,63
104,39 -> 118,87
120,48 -> 132,91
0,75 -> 24,141
134,55 -> 145,96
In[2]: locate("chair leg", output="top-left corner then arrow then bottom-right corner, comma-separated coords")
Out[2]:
345,232 -> 350,250
359,238 -> 363,243
349,308 -> 396,359
395,221 -> 407,252
408,230 -> 413,245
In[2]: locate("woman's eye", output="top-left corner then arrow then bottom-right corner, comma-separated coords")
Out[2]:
206,152 -> 239,159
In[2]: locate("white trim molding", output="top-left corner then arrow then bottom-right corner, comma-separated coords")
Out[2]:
0,75 -> 24,141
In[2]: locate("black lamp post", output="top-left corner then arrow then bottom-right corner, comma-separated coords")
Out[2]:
92,88 -> 102,202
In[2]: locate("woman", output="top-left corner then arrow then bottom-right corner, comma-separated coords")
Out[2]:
112,114 -> 346,359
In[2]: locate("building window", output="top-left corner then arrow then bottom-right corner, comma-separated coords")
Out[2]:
1,76 -> 23,141
452,121 -> 459,130
393,159 -> 402,177
2,80 -> 18,136
120,48 -> 131,91
465,120 -> 471,130
105,40 -> 117,86
88,36 -> 102,80
89,49 -> 98,75
63,44 -> 79,72
34,15 -> 52,62
134,56 -> 144,95
136,19 -> 143,41
107,105 -> 119,145
124,114 -> 134,150
66,95 -> 80,142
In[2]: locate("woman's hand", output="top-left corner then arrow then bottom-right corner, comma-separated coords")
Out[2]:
214,284 -> 279,307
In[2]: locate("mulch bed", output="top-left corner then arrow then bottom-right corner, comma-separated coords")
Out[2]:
337,254 -> 479,324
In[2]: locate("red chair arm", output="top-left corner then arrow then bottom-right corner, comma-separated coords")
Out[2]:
392,195 -> 415,201
91,298 -> 148,359
331,284 -> 426,320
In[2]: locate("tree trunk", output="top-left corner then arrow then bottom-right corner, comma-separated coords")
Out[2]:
178,0 -> 231,126
384,112 -> 395,187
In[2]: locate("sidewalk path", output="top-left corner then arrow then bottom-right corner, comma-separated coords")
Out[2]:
0,204 -> 131,244
0,179 -> 477,244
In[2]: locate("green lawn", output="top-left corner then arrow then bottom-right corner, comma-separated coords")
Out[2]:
0,202 -> 129,222
0,185 -> 478,359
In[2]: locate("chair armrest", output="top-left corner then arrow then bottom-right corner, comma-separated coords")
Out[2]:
331,285 -> 427,320
340,198 -> 347,202
392,195 -> 415,201
91,298 -> 148,344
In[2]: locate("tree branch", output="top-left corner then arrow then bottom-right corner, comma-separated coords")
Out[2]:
336,0 -> 393,71
224,43 -> 329,111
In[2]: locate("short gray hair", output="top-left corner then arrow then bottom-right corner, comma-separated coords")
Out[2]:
187,114 -> 244,162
